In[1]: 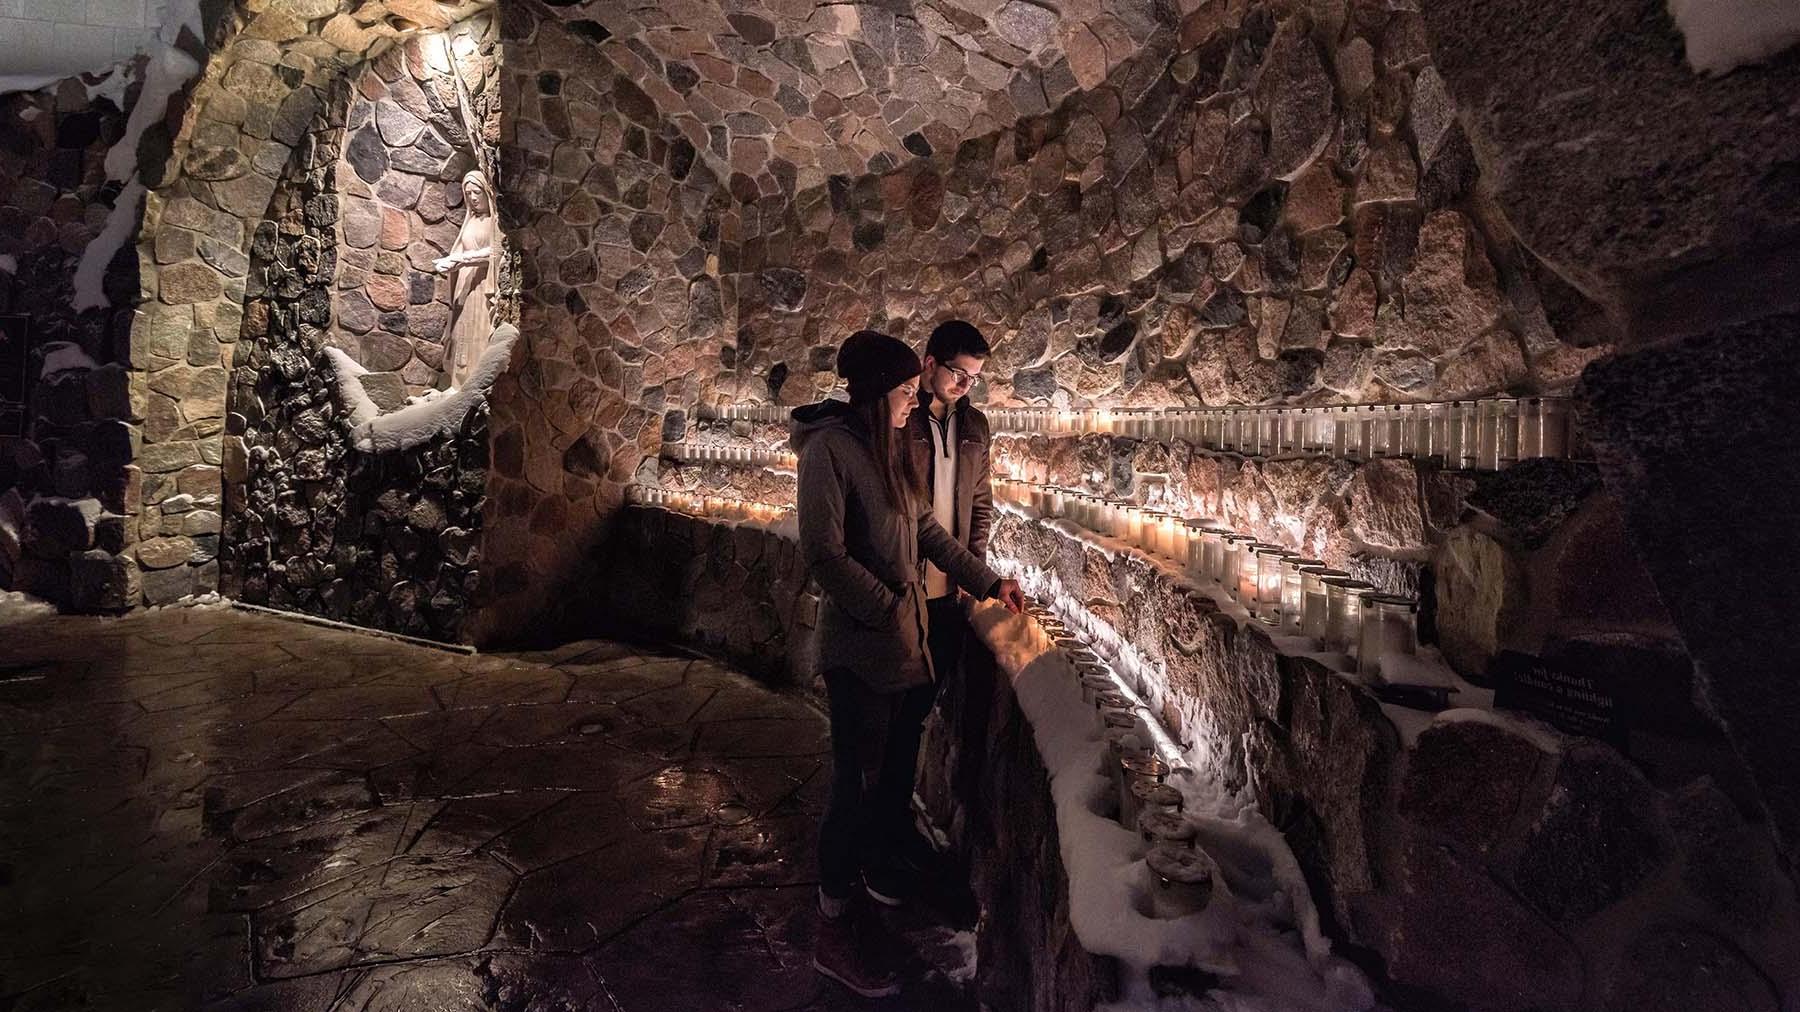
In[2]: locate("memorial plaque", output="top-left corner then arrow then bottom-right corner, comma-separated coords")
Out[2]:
1491,649 -> 1626,748
0,314 -> 28,436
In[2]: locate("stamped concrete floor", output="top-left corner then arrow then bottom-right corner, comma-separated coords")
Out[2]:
0,602 -> 977,1012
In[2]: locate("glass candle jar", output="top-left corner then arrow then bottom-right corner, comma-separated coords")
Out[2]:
1535,397 -> 1570,458
1146,844 -> 1216,919
1218,533 -> 1257,590
1329,406 -> 1359,460
1159,514 -> 1182,558
1289,407 -> 1312,454
1137,510 -> 1160,554
1175,521 -> 1199,576
1475,399 -> 1501,470
1366,405 -> 1395,457
1364,406 -> 1387,457
1323,576 -> 1376,653
1278,557 -> 1324,634
1248,545 -> 1293,623
1393,405 -> 1418,457
1117,752 -> 1171,827
1138,805 -> 1195,848
1101,707 -> 1138,741
1420,403 -> 1446,463
1299,566 -> 1347,642
1094,689 -> 1134,720
1495,398 -> 1521,468
1198,528 -> 1227,584
1080,673 -> 1116,706
1445,401 -> 1473,469
1356,592 -> 1419,683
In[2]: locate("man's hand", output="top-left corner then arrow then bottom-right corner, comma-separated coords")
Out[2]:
994,578 -> 1025,614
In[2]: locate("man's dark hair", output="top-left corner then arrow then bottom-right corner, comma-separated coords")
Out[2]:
925,319 -> 990,363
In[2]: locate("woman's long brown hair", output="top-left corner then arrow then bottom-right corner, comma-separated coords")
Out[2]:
852,395 -> 925,514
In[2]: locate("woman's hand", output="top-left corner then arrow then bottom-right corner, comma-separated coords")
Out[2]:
994,578 -> 1025,613
433,253 -> 458,273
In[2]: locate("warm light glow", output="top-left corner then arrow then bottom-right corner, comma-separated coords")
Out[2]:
990,397 -> 1573,471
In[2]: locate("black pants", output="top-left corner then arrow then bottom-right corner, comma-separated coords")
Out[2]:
817,598 -> 968,897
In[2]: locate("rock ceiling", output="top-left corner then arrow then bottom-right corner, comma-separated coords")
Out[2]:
534,0 -> 1168,191
219,0 -> 1166,192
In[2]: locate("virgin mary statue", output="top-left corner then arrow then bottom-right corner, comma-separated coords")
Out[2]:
435,169 -> 499,390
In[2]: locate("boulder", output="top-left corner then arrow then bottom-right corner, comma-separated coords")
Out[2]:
1432,526 -> 1527,680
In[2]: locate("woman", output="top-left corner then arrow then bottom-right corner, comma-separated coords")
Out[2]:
790,330 -> 1023,997
433,169 -> 498,390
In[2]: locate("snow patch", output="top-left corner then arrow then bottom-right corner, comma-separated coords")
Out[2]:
104,44 -> 198,184
39,342 -> 99,377
0,590 -> 58,623
69,0 -> 205,311
323,346 -> 379,429
945,929 -> 979,985
1668,0 -> 1800,73
330,323 -> 519,453
0,74 -> 66,97
143,590 -> 227,613
86,62 -> 136,110
71,179 -> 145,313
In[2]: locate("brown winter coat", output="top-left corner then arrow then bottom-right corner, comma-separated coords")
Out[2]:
905,393 -> 995,561
791,399 -> 1002,692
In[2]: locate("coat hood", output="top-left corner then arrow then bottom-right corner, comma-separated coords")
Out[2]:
789,398 -> 862,455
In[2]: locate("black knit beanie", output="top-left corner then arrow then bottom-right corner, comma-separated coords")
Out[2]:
836,329 -> 922,404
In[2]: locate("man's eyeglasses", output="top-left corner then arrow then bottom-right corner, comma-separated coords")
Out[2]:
939,363 -> 979,387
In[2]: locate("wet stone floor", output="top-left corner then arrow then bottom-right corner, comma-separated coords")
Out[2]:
0,603 -> 978,1011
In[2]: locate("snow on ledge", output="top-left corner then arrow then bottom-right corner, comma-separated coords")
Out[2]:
1668,0 -> 1800,73
966,599 -> 1374,1010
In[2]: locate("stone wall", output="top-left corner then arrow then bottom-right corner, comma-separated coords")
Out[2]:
598,504 -> 814,687
982,504 -> 1799,1011
0,65 -> 155,610
334,18 -> 503,398
1414,0 -> 1800,877
723,0 -> 1604,413
40,0 -> 501,611
473,5 -> 735,643
210,14 -> 505,643
618,405 -> 1799,1008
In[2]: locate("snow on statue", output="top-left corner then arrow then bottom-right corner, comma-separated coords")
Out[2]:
326,323 -> 517,454
436,169 -> 499,391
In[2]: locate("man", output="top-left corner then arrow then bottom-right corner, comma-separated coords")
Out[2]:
860,319 -> 994,907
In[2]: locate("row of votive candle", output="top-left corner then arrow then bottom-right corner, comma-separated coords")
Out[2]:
627,485 -> 793,523
663,442 -> 798,469
990,397 -> 1572,470
999,480 -> 1421,684
705,404 -> 790,423
1026,601 -> 1214,918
